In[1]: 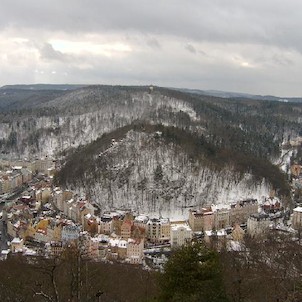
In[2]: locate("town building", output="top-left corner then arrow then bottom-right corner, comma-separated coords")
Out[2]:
48,241 -> 63,257
121,220 -> 133,240
31,157 -> 54,174
127,238 -> 144,264
188,208 -> 214,232
292,206 -> 302,230
53,189 -> 73,212
62,225 -> 81,243
170,222 -> 192,247
108,238 -> 127,260
99,215 -> 113,235
11,237 -> 24,253
36,187 -> 51,204
230,199 -> 258,225
204,229 -> 227,250
147,218 -> 170,243
212,205 -> 230,229
261,197 -> 282,214
133,215 -> 149,231
247,213 -> 272,237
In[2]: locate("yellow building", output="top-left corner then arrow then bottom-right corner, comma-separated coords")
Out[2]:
147,218 -> 170,243
23,223 -> 36,240
232,224 -> 245,242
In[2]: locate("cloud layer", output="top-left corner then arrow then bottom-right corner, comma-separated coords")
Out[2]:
1,0 -> 302,96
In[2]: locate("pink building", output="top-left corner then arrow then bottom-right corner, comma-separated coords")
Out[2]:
188,208 -> 214,232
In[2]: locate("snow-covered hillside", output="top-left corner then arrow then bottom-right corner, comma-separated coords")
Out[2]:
60,130 -> 271,219
0,85 -> 296,214
0,88 -> 199,158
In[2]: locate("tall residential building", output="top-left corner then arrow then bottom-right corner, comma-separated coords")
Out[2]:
147,218 -> 170,243
121,220 -> 133,240
188,208 -> 214,232
127,238 -> 144,264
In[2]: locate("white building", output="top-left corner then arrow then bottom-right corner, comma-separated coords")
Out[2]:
170,223 -> 192,247
11,237 -> 24,253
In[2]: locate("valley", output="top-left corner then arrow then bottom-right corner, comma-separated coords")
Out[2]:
0,84 -> 300,213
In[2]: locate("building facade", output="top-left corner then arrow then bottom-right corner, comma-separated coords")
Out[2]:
188,208 -> 214,232
292,207 -> 302,230
170,223 -> 192,247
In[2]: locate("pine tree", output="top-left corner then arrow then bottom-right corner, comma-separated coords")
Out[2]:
157,243 -> 228,302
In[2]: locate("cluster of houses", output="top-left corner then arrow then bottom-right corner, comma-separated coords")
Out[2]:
2,156 -> 302,264
0,158 -> 55,195
3,179 -> 295,265
0,166 -> 32,194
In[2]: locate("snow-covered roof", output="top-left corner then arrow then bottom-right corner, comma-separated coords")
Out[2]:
109,238 -> 120,247
293,206 -> 302,213
85,213 -> 92,219
12,166 -> 22,170
211,204 -> 231,212
205,229 -> 226,237
23,247 -> 37,256
134,215 -> 149,223
171,223 -> 192,232
97,234 -> 109,242
11,237 -> 23,244
262,196 -> 280,206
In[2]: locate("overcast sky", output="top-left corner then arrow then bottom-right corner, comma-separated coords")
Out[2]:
1,0 -> 302,96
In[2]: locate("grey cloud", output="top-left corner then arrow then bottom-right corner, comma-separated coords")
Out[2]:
1,39 -> 302,97
185,43 -> 196,54
271,54 -> 293,66
198,50 -> 207,56
1,0 -> 302,51
146,37 -> 161,49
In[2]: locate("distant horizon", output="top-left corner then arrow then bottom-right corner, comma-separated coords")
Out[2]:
1,83 -> 301,99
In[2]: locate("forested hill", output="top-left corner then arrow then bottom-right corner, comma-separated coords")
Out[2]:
0,85 -> 301,162
158,87 -> 302,159
0,84 -> 298,211
54,123 -> 289,217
